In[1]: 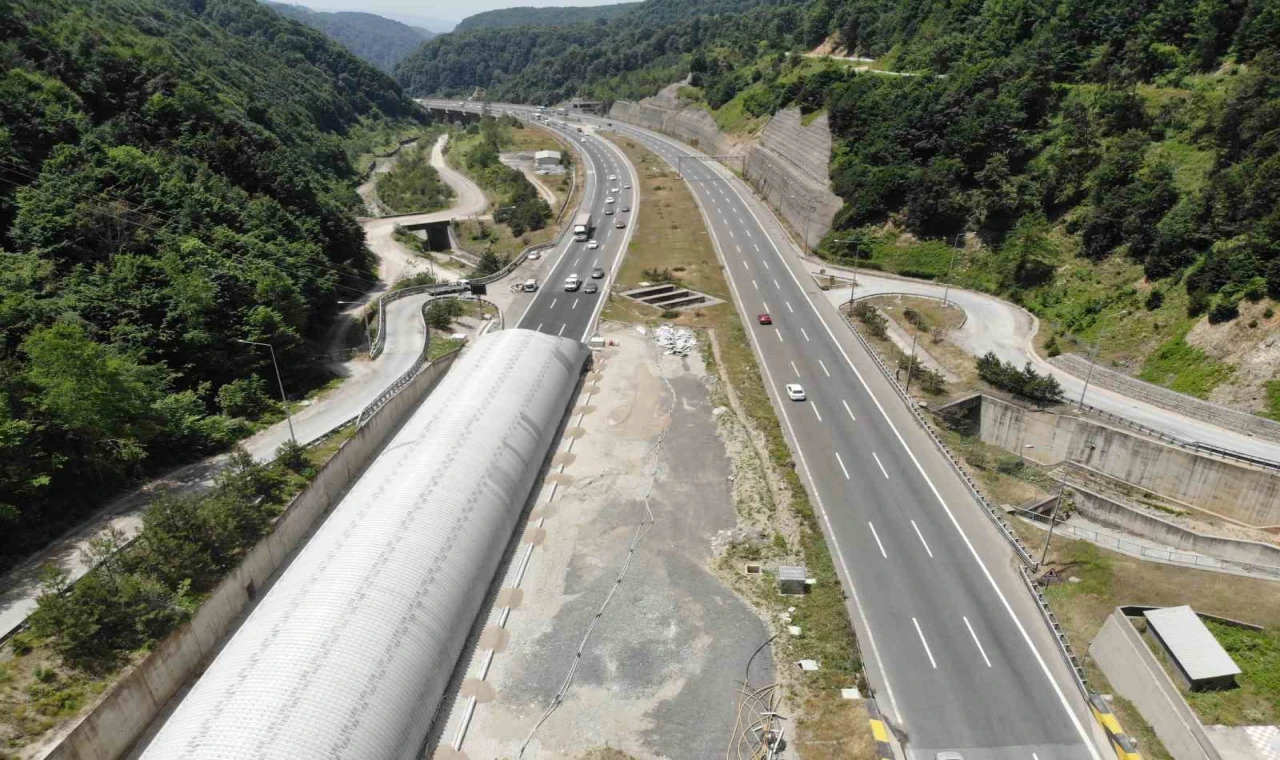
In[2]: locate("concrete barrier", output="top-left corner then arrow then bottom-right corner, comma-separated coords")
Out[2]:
37,351 -> 460,760
1069,484 -> 1280,571
1089,609 -> 1221,760
978,395 -> 1280,528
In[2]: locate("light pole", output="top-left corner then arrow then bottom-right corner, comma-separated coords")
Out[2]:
942,238 -> 963,306
336,301 -> 371,351
903,331 -> 920,392
833,238 -> 861,302
1077,339 -> 1102,410
235,339 -> 295,444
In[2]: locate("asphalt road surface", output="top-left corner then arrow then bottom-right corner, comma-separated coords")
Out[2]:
461,102 -> 1104,760
508,118 -> 639,341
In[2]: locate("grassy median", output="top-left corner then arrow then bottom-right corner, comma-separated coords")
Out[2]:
602,132 -> 874,759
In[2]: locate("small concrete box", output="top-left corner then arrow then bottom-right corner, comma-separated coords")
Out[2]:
778,565 -> 808,596
1143,606 -> 1242,692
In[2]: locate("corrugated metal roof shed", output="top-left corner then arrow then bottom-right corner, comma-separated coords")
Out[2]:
140,329 -> 588,760
1143,606 -> 1241,683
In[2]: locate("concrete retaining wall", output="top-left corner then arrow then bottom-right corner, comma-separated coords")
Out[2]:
978,395 -> 1280,527
608,101 -> 843,251
1069,485 -> 1280,569
1052,353 -> 1280,444
39,352 -> 460,760
1089,609 -> 1221,760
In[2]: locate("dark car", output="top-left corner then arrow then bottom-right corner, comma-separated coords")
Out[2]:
591,267 -> 605,279
615,220 -> 626,228
757,313 -> 772,325
621,206 -> 631,212
584,282 -> 599,294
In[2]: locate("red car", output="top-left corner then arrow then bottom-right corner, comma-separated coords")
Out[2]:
757,313 -> 772,325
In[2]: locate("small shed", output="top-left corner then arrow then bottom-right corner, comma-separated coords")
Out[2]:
778,565 -> 808,596
1143,606 -> 1242,691
534,150 -> 561,168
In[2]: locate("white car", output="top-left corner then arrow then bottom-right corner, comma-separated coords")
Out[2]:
605,196 -> 615,204
608,174 -> 617,181
785,384 -> 806,401
527,250 -> 541,260
587,240 -> 600,250
623,183 -> 632,189
611,187 -> 620,194
564,275 -> 582,292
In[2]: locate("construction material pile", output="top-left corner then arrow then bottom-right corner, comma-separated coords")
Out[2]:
654,325 -> 697,356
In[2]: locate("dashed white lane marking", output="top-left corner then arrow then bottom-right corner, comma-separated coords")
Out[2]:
819,359 -> 830,377
868,522 -> 888,559
813,403 -> 823,423
872,452 -> 890,479
775,328 -> 784,343
836,452 -> 850,480
790,361 -> 800,377
801,328 -> 810,342
911,520 -> 934,558
536,323 -> 543,332
773,278 -> 780,289
752,279 -> 759,290
550,299 -> 557,309
964,616 -> 994,668
572,298 -> 579,310
558,323 -> 567,336
786,301 -> 794,313
842,400 -> 856,422
913,618 -> 938,669
763,260 -> 770,270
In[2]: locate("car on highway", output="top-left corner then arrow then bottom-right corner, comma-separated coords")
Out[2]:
587,240 -> 600,250
785,384 -> 806,401
591,267 -> 605,279
611,187 -> 620,194
621,205 -> 630,212
608,174 -> 617,181
564,275 -> 582,292
604,208 -> 614,215
527,250 -> 541,260
605,196 -> 615,204
615,220 -> 626,228
623,183 -> 631,189
583,282 -> 599,294
757,313 -> 772,325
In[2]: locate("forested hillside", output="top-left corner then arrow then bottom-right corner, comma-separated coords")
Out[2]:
403,0 -> 1280,415
0,0 -> 425,568
396,0 -> 802,103
455,2 -> 641,32
265,2 -> 436,73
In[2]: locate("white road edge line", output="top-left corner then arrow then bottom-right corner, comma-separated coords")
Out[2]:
868,522 -> 888,559
910,520 -> 934,559
964,616 -> 994,668
913,617 -> 938,669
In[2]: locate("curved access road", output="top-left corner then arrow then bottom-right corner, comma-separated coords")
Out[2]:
810,263 -> 1280,463
0,131 -> 495,642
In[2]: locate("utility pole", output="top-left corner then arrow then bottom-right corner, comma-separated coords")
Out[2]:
1077,339 -> 1102,410
942,236 -> 963,306
903,331 -> 920,392
235,339 -> 296,443
834,238 -> 861,303
1039,469 -> 1070,568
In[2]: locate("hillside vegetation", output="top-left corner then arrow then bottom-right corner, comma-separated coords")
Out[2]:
455,2 -> 641,32
0,0 -> 425,569
265,2 -> 436,73
403,0 -> 1280,412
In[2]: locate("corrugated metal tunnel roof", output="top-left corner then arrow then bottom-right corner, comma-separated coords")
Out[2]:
141,329 -> 588,760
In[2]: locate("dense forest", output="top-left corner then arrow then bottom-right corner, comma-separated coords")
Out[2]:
455,2 -> 642,32
0,0 -> 425,568
264,2 -> 436,74
402,0 -> 1280,410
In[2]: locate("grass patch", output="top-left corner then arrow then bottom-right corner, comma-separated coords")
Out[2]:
375,137 -> 453,214
428,337 -> 465,360
602,133 -> 872,758
454,218 -> 553,261
1263,380 -> 1280,422
1184,622 -> 1280,726
1139,326 -> 1235,398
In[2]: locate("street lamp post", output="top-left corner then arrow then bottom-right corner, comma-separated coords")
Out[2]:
833,238 -> 861,304
942,242 -> 963,306
903,331 -> 920,392
1077,339 -> 1102,410
235,339 -> 296,443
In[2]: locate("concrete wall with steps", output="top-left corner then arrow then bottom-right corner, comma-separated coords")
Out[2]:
977,394 -> 1280,528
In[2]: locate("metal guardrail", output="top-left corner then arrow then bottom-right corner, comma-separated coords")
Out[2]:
1019,565 -> 1090,694
840,309 -> 1040,568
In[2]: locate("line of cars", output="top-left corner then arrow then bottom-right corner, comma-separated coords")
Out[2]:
570,173 -> 631,292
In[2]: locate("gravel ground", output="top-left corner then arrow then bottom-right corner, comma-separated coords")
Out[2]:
433,324 -> 772,759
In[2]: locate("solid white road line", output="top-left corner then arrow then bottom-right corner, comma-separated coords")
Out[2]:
964,616 -> 994,668
843,399 -> 857,421
872,452 -> 889,479
868,522 -> 888,559
911,520 -> 934,558
913,617 -> 938,669
813,404 -> 823,423
558,323 -> 566,336
836,452 -> 850,480
819,359 -> 831,377
801,328 -> 810,342
790,360 -> 800,377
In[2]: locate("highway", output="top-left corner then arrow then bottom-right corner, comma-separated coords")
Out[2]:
505,115 -> 638,341
457,102 -> 1104,760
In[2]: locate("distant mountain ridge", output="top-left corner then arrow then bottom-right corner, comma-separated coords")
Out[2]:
265,2 -> 435,73
456,2 -> 641,32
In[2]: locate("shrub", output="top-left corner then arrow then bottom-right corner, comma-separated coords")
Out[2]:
851,301 -> 888,339
1208,299 -> 1240,324
1044,334 -> 1061,357
661,309 -> 679,319
903,308 -> 929,330
1243,276 -> 1268,302
1145,289 -> 1164,310
975,351 -> 1065,405
1266,307 -> 1276,319
642,267 -> 674,283
217,375 -> 273,419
